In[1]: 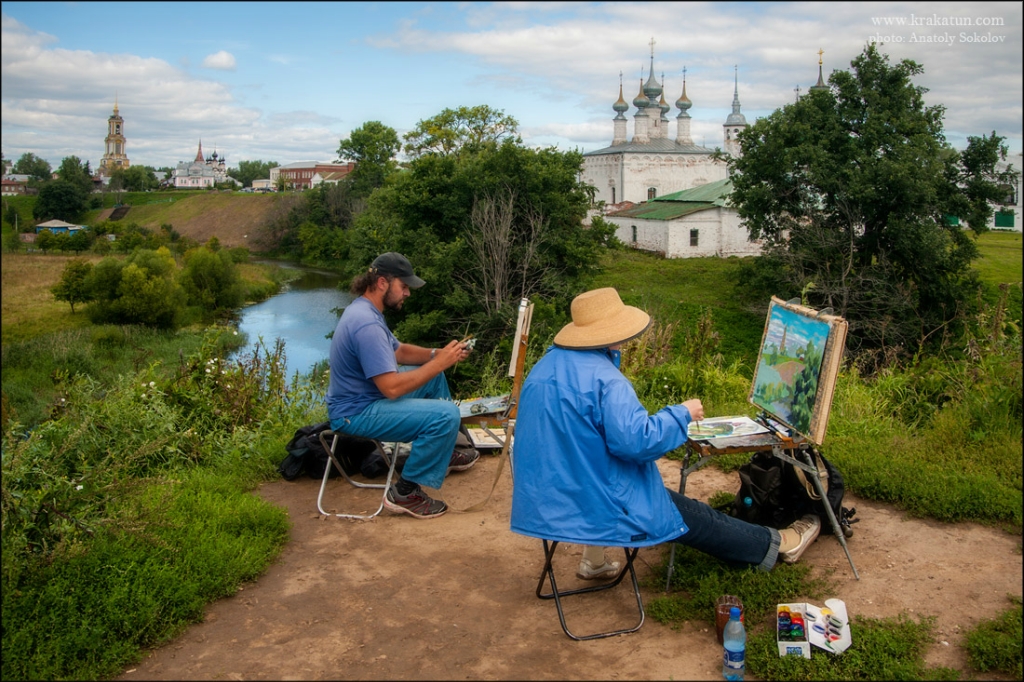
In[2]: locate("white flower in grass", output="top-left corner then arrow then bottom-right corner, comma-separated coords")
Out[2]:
227,384 -> 232,389
149,381 -> 156,388
233,331 -> 238,336
76,485 -> 84,491
206,368 -> 211,374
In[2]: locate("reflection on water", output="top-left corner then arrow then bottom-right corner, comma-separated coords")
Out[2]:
234,262 -> 353,380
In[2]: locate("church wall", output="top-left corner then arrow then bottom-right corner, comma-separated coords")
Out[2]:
582,153 -> 728,206
606,206 -> 762,259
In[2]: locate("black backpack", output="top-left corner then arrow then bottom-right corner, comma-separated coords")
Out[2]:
277,422 -> 393,481
729,449 -> 856,537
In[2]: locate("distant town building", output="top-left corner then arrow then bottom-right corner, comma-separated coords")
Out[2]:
174,141 -> 235,188
991,152 -> 1022,232
98,98 -> 130,177
1,174 -> 32,196
35,219 -> 87,234
270,161 -> 355,190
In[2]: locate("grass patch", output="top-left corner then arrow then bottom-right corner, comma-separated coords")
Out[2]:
747,613 -> 958,680
1,253 -> 105,344
973,231 -> 1023,286
963,596 -> 1023,678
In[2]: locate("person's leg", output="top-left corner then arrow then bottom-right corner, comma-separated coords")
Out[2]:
337,396 -> 460,490
578,545 -> 621,580
667,489 -> 781,571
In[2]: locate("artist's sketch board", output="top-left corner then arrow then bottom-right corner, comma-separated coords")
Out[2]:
748,297 -> 848,444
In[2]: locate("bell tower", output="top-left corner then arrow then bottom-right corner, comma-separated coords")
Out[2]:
99,96 -> 130,176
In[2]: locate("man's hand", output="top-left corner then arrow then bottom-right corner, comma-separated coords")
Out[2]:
434,338 -> 472,369
682,398 -> 704,421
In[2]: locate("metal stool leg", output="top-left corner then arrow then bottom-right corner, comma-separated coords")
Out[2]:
316,431 -> 399,520
536,541 -> 645,641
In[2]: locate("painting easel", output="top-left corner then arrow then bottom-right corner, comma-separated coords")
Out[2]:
665,297 -> 860,587
454,298 -> 533,511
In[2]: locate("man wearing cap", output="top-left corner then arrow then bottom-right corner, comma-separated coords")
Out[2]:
510,287 -> 821,572
326,252 -> 479,519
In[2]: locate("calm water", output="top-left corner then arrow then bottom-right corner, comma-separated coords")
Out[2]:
234,262 -> 353,380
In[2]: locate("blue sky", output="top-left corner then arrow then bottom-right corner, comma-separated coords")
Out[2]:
2,1 -> 1021,171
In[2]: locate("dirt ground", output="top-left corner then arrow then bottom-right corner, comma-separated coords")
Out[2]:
118,455 -> 1022,681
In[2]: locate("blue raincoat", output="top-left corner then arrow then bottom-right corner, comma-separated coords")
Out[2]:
510,346 -> 693,547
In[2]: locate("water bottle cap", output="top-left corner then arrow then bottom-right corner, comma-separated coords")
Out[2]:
730,606 -> 741,618
743,496 -> 753,506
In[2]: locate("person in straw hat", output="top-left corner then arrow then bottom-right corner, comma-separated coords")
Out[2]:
510,287 -> 820,575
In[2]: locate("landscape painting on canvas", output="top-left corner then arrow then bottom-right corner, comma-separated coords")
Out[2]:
749,297 -> 848,444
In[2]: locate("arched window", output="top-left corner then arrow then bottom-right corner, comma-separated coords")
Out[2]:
647,187 -> 657,200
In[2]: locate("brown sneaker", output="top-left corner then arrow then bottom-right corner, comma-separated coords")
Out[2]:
384,484 -> 448,519
447,447 -> 480,473
778,515 -> 821,564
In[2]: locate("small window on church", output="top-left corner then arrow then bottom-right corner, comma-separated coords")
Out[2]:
690,229 -> 699,247
648,187 -> 657,200
631,225 -> 637,243
611,187 -> 616,204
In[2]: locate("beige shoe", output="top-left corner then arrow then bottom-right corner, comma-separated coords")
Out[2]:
576,557 -> 621,580
778,515 -> 821,564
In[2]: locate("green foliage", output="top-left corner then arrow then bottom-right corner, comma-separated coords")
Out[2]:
337,120 -> 400,196
12,152 -> 51,180
110,165 -> 160,192
403,104 -> 520,158
746,613 -> 955,681
729,45 -> 1012,359
346,119 -> 610,351
85,248 -> 187,329
56,155 -> 95,196
228,159 -> 279,188
964,596 -> 1023,678
50,258 -> 95,313
179,246 -> 244,316
33,179 -> 88,223
648,544 -> 827,625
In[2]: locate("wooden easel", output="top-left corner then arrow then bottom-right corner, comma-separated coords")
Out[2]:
455,298 -> 533,511
664,414 -> 860,589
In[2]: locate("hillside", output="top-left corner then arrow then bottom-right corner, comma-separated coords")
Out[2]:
99,193 -> 297,251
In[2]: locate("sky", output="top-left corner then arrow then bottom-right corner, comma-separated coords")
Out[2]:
2,1 -> 1021,173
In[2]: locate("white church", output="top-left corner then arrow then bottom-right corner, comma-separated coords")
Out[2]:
582,44 -> 768,258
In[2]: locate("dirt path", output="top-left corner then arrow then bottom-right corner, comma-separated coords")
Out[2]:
118,456 -> 1022,681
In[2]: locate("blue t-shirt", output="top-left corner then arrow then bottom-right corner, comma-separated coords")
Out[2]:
326,296 -> 401,420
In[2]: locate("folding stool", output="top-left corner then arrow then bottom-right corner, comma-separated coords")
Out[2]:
534,540 -> 645,641
316,429 -> 399,520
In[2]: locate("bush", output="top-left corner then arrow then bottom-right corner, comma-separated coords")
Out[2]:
964,596 -> 1023,678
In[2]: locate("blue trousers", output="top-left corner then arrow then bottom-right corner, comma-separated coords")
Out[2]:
329,372 -> 460,490
667,489 -> 781,571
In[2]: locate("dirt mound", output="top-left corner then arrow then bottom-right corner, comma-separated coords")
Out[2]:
118,458 -> 1022,681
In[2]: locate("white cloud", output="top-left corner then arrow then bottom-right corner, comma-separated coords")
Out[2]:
202,50 -> 237,71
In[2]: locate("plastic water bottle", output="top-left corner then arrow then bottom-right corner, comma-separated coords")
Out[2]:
722,606 -> 746,681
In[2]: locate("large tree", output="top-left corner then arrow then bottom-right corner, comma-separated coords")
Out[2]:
33,180 -> 88,222
56,156 -> 94,196
348,106 -> 611,351
336,121 -> 400,196
403,105 -> 520,159
227,160 -> 279,188
729,44 -> 1017,356
12,152 -> 51,180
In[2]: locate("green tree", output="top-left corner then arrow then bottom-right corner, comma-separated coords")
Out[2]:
51,258 -> 95,313
56,156 -> 95,196
35,229 -> 55,253
119,165 -> 159,192
67,228 -> 93,253
729,44 -> 1015,356
179,246 -> 243,314
228,160 -> 279,187
85,247 -> 186,328
33,180 -> 88,222
12,152 -> 51,180
403,105 -> 520,159
348,108 -> 611,349
337,121 -> 400,196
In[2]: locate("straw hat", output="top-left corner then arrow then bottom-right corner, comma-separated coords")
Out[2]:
554,288 -> 652,350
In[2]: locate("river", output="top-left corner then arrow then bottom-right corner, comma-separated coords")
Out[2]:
234,262 -> 353,381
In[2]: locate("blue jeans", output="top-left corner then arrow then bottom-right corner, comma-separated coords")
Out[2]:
667,489 -> 781,571
329,371 -> 460,490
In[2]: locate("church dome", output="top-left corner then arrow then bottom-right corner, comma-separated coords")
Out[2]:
613,83 -> 629,115
632,78 -> 648,109
676,80 -> 692,112
643,70 -> 662,100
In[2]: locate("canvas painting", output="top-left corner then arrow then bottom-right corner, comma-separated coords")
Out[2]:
749,297 -> 848,444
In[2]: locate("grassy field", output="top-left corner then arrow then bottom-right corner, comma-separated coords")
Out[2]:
1,253 -> 104,344
973,230 -> 1024,284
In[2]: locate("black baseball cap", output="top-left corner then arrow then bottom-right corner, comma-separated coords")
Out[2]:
370,252 -> 425,288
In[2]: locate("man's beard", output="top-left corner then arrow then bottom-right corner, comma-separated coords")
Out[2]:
383,288 -> 404,311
